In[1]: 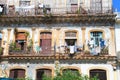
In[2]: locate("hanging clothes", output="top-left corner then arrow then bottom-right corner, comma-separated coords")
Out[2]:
70,46 -> 75,54
100,39 -> 105,49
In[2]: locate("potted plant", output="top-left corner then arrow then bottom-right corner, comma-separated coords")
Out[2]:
27,39 -> 33,52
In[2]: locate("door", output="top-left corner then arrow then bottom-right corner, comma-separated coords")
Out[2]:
40,32 -> 52,54
9,69 -> 25,79
40,39 -> 51,54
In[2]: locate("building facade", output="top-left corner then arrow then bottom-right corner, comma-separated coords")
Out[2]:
115,11 -> 120,80
0,0 -> 117,80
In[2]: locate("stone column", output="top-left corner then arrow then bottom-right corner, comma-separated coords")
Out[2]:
109,27 -> 116,56
81,27 -> 86,50
32,27 -> 36,52
4,29 -> 11,55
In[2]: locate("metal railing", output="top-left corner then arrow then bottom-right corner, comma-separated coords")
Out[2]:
8,45 -> 109,56
6,6 -> 113,16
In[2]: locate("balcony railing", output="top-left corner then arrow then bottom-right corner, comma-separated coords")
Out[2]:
5,6 -> 113,16
9,47 -> 55,56
8,45 -> 108,57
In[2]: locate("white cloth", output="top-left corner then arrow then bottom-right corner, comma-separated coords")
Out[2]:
0,6 -> 3,12
39,3 -> 44,8
89,40 -> 94,48
70,46 -> 75,54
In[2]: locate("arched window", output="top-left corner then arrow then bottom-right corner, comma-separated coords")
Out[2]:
9,69 -> 25,79
36,69 -> 52,80
90,69 -> 107,80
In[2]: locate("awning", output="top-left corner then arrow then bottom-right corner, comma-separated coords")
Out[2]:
16,33 -> 27,40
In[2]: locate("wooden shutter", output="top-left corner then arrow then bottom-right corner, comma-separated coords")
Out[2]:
18,69 -> 25,78
9,69 -> 25,79
9,70 -> 15,78
40,32 -> 52,39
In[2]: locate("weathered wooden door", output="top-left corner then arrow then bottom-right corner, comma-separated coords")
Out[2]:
40,32 -> 51,54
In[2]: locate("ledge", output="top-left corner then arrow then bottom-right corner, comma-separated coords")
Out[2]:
0,54 -> 116,61
0,14 -> 116,26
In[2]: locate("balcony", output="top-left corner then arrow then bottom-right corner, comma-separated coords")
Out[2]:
9,47 -> 55,56
9,6 -> 113,16
5,44 -> 113,61
0,6 -> 116,26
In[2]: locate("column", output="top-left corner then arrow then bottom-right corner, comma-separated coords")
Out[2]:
4,29 -> 11,55
109,27 -> 116,56
81,27 -> 86,50
32,27 -> 36,52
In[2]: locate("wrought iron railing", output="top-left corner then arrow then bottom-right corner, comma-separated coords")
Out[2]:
9,47 -> 55,56
8,45 -> 108,56
5,6 -> 113,16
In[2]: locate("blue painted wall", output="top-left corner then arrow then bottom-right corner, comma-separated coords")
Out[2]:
113,0 -> 120,12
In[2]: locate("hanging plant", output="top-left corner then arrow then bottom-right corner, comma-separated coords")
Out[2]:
25,32 -> 29,37
14,28 -> 18,34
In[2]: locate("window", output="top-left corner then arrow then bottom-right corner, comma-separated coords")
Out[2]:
36,69 -> 52,80
90,69 -> 107,80
9,69 -> 25,79
15,32 -> 27,50
65,32 -> 77,46
90,31 -> 102,46
90,0 -> 102,13
40,32 -> 52,54
19,1 -> 30,7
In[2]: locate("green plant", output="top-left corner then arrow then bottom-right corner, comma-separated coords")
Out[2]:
9,42 -> 16,51
15,77 -> 32,80
14,48 -> 21,51
0,47 -> 3,54
27,39 -> 33,51
42,75 -> 52,80
42,70 -> 99,80
14,28 -> 18,35
25,32 -> 29,37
